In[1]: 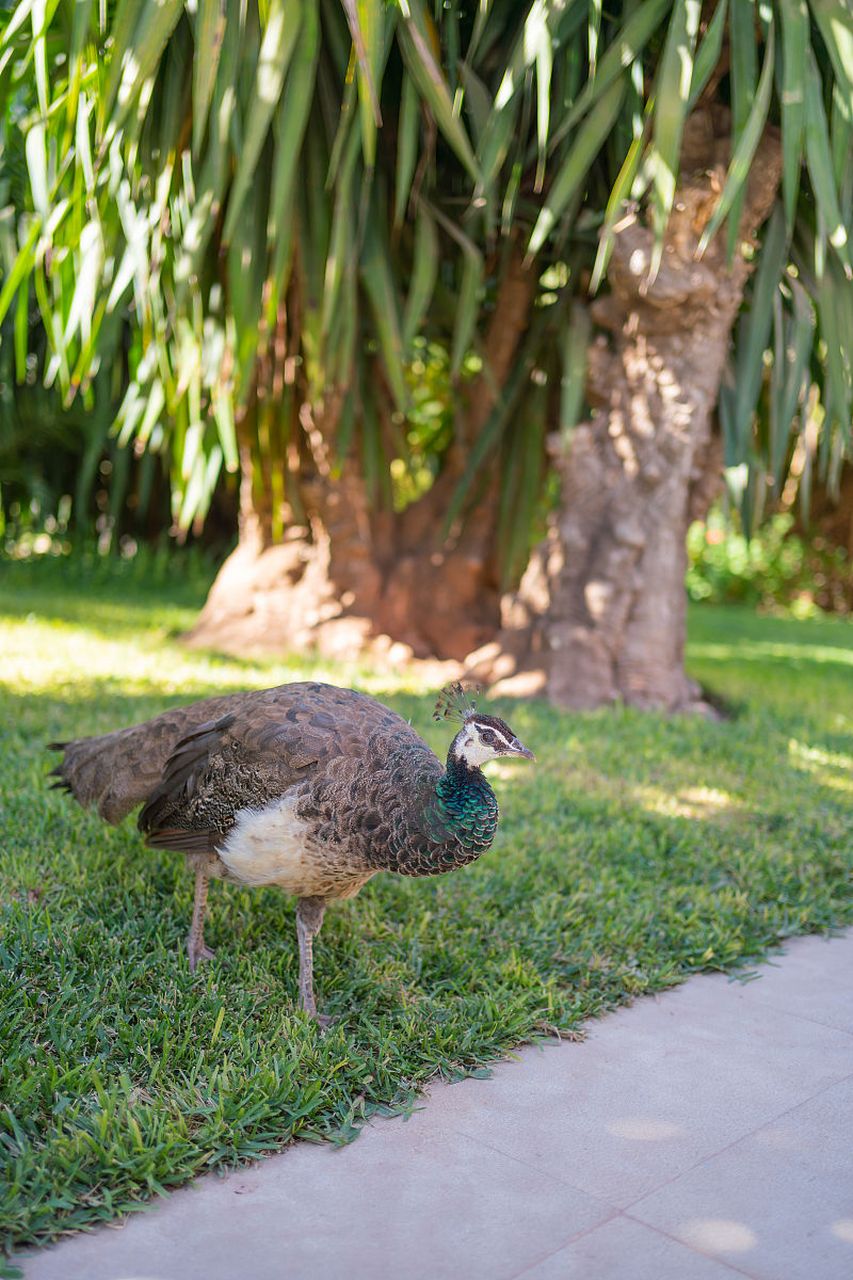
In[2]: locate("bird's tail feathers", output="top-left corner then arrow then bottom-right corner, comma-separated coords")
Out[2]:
46,692 -> 245,825
47,720 -> 180,823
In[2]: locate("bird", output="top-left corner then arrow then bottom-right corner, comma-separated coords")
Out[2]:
48,680 -> 534,1021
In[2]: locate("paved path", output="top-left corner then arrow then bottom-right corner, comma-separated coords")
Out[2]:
19,931 -> 853,1280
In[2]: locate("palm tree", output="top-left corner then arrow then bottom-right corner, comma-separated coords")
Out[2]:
1,0 -> 850,707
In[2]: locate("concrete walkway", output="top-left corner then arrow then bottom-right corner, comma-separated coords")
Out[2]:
19,931 -> 853,1280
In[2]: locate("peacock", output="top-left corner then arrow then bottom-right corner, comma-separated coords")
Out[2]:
49,681 -> 534,1020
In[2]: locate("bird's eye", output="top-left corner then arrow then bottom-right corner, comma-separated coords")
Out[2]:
480,730 -> 496,746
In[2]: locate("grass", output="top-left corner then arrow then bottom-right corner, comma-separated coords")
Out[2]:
1,556 -> 852,1262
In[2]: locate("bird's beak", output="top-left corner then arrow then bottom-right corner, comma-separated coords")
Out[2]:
509,737 -> 535,761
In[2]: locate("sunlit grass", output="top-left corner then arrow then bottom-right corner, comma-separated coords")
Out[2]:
1,560 -> 851,1260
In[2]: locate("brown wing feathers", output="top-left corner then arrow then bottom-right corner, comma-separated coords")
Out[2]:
45,692 -> 247,824
47,682 -> 422,856
138,699 -> 349,852
136,714 -> 237,849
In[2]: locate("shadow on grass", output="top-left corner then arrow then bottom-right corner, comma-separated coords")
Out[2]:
2,663 -> 851,819
4,683 -> 850,1002
1,666 -> 852,1255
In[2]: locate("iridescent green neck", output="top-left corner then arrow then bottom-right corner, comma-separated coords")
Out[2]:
432,752 -> 499,853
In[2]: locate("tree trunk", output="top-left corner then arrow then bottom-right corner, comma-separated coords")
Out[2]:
373,248 -> 536,659
187,393 -> 389,660
187,249 -> 536,664
470,108 -> 782,711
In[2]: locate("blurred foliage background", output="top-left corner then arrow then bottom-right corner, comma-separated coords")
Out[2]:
0,0 -> 851,612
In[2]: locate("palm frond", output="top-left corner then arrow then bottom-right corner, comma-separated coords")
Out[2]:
1,0 -> 850,558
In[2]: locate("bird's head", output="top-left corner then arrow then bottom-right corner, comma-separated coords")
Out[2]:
433,682 -> 535,770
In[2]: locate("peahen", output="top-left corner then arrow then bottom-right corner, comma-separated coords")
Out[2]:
49,681 -> 534,1020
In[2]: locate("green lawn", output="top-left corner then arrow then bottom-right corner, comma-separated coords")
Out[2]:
1,559 -> 852,1261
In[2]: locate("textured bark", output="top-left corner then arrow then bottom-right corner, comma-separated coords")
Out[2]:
188,398 -> 387,659
188,248 -> 536,663
188,282 -> 387,661
469,109 -> 782,711
372,248 -> 536,659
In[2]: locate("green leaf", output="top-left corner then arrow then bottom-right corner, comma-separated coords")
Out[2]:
588,0 -> 602,78
396,0 -> 479,183
559,302 -> 590,442
426,201 -> 483,376
222,0 -> 302,244
729,203 -> 788,457
330,236 -> 359,387
726,0 -> 759,259
697,21 -> 776,258
266,0 -> 319,263
648,0 -> 701,278
533,3 -> 553,191
100,0 -> 144,121
803,46 -> 852,279
106,0 -> 185,135
460,60 -> 492,145
402,204 -> 438,348
32,0 -> 48,117
227,152 -> 270,398
778,0 -> 808,229
135,377 -> 166,448
688,0 -> 728,109
443,331 -> 541,532
546,0 -> 669,154
67,0 -> 95,127
489,0 -> 561,192
360,213 -> 408,411
24,120 -> 49,219
830,80 -> 852,189
14,275 -> 28,383
590,100 -> 652,293
178,441 -> 223,528
0,216 -> 42,329
0,0 -> 36,51
340,0 -> 384,169
64,219 -> 103,346
473,85 -> 519,204
192,0 -> 227,155
75,91 -> 95,194
810,0 -> 853,125
769,278 -> 814,487
321,127 -> 360,339
815,257 -> 852,441
394,71 -> 419,225
526,77 -> 625,261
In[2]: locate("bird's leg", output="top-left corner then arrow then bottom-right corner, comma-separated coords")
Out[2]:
296,896 -> 327,1023
187,869 -> 215,971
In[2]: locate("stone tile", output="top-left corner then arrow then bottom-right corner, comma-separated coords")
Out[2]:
19,1118 -> 613,1280
516,1215 -> 746,1280
629,1074 -> 853,1280
18,933 -> 853,1280
719,932 -> 853,1036
419,977 -> 853,1207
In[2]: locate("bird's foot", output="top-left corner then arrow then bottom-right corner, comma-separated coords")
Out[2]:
299,994 -> 335,1033
187,939 -> 215,972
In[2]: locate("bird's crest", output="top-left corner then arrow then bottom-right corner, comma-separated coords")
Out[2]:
432,680 -> 481,723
